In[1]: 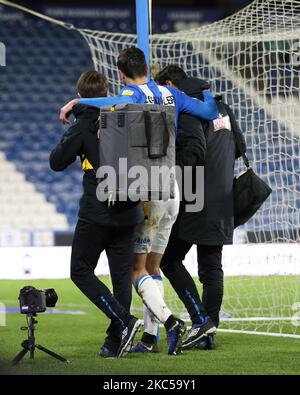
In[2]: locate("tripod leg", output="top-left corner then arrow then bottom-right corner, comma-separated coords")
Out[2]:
12,347 -> 29,366
36,344 -> 69,363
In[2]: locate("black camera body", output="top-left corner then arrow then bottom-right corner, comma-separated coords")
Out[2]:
19,286 -> 58,314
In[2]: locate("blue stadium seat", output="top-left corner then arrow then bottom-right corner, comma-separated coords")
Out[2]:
0,19 -> 94,228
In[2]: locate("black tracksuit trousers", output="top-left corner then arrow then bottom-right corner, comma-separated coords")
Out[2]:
161,230 -> 224,327
71,220 -> 135,350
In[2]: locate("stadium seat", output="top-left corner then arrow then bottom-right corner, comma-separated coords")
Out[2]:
0,17 -> 92,231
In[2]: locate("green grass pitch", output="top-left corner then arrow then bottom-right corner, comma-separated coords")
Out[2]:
0,277 -> 299,375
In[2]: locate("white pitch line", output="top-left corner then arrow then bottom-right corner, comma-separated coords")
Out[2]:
220,317 -> 300,322
217,329 -> 300,339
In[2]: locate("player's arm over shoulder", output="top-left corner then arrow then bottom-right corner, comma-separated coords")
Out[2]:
170,87 -> 218,121
78,94 -> 134,108
77,86 -> 141,108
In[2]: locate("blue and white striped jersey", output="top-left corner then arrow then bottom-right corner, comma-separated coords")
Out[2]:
78,79 -> 218,125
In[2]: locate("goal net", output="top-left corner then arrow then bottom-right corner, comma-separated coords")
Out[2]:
76,0 -> 300,337
75,0 -> 300,337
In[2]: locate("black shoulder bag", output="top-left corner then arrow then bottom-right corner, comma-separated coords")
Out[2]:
232,135 -> 272,228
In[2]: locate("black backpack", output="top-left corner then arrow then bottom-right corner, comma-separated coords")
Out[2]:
97,104 -> 176,204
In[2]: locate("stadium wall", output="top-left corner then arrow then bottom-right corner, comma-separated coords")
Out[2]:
0,244 -> 299,280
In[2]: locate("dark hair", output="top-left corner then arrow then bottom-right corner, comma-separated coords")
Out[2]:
76,70 -> 108,98
117,47 -> 147,79
155,65 -> 187,87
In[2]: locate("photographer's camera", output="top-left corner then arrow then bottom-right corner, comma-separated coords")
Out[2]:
19,286 -> 58,314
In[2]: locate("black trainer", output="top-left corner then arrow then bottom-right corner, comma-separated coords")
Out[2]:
194,334 -> 216,350
181,316 -> 216,350
117,317 -> 143,358
99,345 -> 117,358
99,338 -> 119,358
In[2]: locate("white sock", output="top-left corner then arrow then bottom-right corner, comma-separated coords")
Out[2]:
136,274 -> 171,325
143,275 -> 164,336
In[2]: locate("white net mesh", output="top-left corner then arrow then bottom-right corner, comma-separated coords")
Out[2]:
76,0 -> 300,335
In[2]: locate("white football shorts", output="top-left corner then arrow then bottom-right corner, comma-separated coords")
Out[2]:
133,182 -> 180,254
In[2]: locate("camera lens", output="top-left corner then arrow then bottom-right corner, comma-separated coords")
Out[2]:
44,288 -> 58,308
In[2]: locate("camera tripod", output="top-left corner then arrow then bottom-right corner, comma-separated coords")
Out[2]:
12,313 -> 69,366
